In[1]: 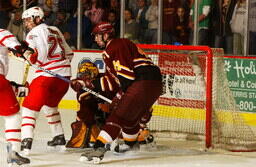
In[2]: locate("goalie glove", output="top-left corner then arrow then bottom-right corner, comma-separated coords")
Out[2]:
9,81 -> 29,97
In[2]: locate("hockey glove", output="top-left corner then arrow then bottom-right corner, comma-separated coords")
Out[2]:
13,40 -> 29,56
109,91 -> 124,112
23,48 -> 38,64
10,81 -> 29,97
71,79 -> 95,92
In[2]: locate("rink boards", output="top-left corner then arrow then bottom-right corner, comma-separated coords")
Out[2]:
7,50 -> 256,130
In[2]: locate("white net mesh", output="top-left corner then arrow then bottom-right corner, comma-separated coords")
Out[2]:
139,45 -> 256,151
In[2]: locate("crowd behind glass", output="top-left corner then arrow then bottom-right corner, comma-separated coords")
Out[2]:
0,0 -> 254,56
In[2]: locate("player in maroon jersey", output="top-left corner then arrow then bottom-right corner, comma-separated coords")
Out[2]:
75,22 -> 162,163
69,61 -> 155,150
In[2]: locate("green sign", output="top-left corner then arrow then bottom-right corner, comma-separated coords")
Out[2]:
224,58 -> 256,112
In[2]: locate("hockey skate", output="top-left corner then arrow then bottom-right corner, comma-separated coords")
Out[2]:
80,141 -> 110,164
47,134 -> 66,151
21,138 -> 33,156
114,140 -> 140,154
7,143 -> 30,166
137,128 -> 156,151
114,129 -> 155,153
138,134 -> 154,145
137,128 -> 154,145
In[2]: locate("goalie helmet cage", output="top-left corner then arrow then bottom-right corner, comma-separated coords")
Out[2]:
137,44 -> 256,152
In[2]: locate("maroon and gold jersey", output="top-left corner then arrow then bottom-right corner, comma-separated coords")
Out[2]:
93,38 -> 161,92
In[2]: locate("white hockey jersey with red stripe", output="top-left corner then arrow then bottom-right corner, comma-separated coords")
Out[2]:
25,23 -> 73,78
0,29 -> 20,76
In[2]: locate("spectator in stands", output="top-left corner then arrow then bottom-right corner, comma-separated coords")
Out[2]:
249,0 -> 256,55
0,0 -> 12,29
230,0 -> 246,55
10,0 -> 22,8
84,0 -> 104,26
7,9 -> 23,41
53,9 -> 69,34
126,0 -> 138,14
104,0 -> 120,21
189,0 -> 213,46
124,8 -> 139,43
38,0 -> 59,26
38,0 -> 59,12
134,0 -> 148,43
106,9 -> 120,37
212,0 -> 236,54
180,0 -> 191,15
66,10 -> 93,48
58,0 -> 77,15
145,0 -> 158,44
42,6 -> 57,26
174,7 -> 190,45
9,0 -> 37,9
163,0 -> 181,44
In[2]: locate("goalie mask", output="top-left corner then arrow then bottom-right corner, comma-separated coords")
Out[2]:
77,61 -> 99,80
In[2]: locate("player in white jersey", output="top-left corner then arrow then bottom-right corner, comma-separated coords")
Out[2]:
20,6 -> 74,155
0,29 -> 30,166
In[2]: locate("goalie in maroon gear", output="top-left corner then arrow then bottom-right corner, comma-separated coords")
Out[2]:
67,61 -> 113,148
78,22 -> 162,163
70,60 -> 155,150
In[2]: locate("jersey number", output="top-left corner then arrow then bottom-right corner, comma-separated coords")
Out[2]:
47,28 -> 65,60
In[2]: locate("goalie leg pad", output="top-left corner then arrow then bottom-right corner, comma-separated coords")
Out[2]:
66,122 -> 100,148
90,124 -> 100,143
66,121 -> 88,148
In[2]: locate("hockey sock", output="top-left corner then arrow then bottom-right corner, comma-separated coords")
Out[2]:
43,106 -> 64,137
21,107 -> 39,140
121,131 -> 139,143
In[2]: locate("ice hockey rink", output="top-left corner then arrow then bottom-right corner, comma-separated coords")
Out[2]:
1,109 -> 256,167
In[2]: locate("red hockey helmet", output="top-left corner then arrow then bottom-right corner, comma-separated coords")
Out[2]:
92,22 -> 114,35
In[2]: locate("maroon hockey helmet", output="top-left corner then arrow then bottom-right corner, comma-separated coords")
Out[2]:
92,22 -> 114,35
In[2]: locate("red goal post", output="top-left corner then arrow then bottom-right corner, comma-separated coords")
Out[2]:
137,44 -> 256,152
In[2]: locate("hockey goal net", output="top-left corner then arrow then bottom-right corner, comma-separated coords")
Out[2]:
137,44 -> 256,151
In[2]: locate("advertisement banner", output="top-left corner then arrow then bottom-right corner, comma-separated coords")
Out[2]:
224,58 -> 256,112
158,54 -> 205,108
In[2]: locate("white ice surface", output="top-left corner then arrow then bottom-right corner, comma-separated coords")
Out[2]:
1,109 -> 256,167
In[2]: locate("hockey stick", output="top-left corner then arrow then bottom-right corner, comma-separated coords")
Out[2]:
9,51 -> 112,103
18,64 -> 30,103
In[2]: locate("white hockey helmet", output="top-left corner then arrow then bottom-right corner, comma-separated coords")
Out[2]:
22,6 -> 44,20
